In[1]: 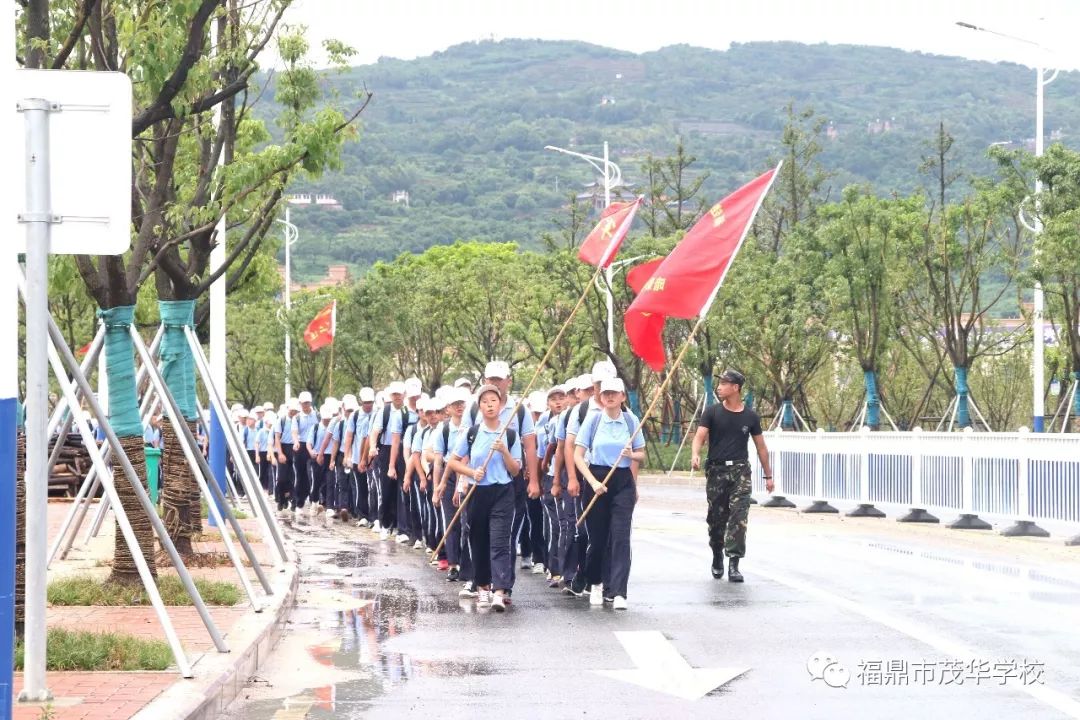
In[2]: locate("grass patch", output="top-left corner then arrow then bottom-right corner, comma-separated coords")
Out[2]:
201,499 -> 249,520
48,574 -> 242,606
15,627 -> 172,671
643,438 -> 693,472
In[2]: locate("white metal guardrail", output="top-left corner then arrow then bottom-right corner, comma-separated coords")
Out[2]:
754,428 -> 1080,541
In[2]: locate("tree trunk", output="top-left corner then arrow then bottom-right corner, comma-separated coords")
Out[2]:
109,435 -> 156,585
863,369 -> 881,430
158,300 -> 202,547
99,305 -> 156,585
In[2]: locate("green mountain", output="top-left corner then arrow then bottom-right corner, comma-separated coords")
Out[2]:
275,39 -> 1080,280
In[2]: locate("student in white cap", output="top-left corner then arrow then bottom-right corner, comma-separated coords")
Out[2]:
293,390 -> 320,518
353,387 -> 378,526
273,398 -> 300,516
447,383 -> 523,612
399,394 -> 428,546
368,382 -> 407,539
540,384 -> 569,586
573,377 -> 644,610
429,387 -> 469,582
329,394 -> 358,520
404,397 -> 441,551
309,402 -> 335,514
257,411 -> 274,493
469,360 -> 539,599
552,373 -> 594,594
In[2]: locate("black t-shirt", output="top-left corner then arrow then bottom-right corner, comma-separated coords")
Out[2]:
698,403 -> 762,462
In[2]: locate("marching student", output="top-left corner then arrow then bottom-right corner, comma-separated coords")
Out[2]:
469,360 -> 539,595
404,398 -> 440,552
293,390 -> 320,518
527,390 -> 551,575
561,363 -> 615,596
399,396 -> 429,546
555,373 -> 595,595
257,411 -> 274,494
354,387 -> 377,526
447,384 -> 523,612
369,382 -> 407,539
540,385 -> 568,586
430,387 -> 469,582
330,394 -> 358,521
273,398 -> 300,516
573,377 -> 645,610
310,402 -> 335,513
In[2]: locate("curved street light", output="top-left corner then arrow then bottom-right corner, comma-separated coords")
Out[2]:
545,142 -> 623,354
274,208 -> 299,400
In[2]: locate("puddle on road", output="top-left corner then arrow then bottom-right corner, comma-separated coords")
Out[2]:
229,553 -> 497,719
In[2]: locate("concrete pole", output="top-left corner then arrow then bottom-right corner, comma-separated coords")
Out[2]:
284,206 -> 292,401
603,141 -> 614,355
1032,66 -> 1046,432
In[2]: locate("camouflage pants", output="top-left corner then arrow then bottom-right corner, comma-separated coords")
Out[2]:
705,463 -> 753,559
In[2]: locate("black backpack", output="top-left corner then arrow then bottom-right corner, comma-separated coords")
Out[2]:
380,402 -> 410,442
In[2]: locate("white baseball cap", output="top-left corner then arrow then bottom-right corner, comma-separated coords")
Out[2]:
428,397 -> 447,412
263,401 -> 274,411
435,385 -> 454,400
343,395 -> 360,411
405,377 -> 423,397
236,408 -> 249,419
254,405 -> 265,414
576,374 -> 594,391
591,361 -> 617,381
287,398 -> 301,412
600,377 -> 626,394
265,411 -> 277,424
298,390 -> 313,404
448,387 -> 470,405
359,387 -> 376,403
454,376 -> 474,388
388,381 -> 406,396
319,403 -> 332,416
527,391 -> 548,412
547,385 -> 567,398
483,360 -> 510,379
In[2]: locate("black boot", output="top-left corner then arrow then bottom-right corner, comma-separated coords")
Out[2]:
710,552 -> 724,579
728,557 -> 744,583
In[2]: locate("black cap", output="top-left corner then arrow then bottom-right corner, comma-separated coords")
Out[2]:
718,368 -> 745,387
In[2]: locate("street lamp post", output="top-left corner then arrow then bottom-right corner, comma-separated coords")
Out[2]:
275,207 -> 299,401
544,142 -> 622,355
956,20 -> 1058,432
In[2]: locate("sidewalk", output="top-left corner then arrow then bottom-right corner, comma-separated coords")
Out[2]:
12,496 -> 297,720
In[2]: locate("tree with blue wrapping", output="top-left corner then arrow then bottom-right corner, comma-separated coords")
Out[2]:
21,0 -> 365,576
817,188 -> 923,429
902,124 -> 1025,431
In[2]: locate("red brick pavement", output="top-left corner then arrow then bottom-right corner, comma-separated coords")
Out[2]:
12,672 -> 174,720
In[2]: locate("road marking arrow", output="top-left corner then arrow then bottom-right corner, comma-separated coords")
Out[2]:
595,631 -> 749,700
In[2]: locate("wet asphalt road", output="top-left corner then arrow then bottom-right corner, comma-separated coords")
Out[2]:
221,486 -> 1080,720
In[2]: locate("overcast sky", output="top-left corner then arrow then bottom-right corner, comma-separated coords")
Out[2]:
278,0 -> 1080,70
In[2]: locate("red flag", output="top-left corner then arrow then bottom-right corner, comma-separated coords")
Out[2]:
76,340 -> 92,357
624,166 -> 780,371
303,300 -> 337,352
626,257 -> 665,295
577,197 -> 642,268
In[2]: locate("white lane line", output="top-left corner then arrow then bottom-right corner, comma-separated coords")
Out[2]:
642,534 -> 1080,719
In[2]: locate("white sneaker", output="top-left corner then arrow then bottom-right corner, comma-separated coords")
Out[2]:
477,589 -> 493,608
413,539 -> 424,550
396,533 -> 409,544
589,584 -> 604,606
370,520 -> 381,532
379,528 -> 390,541
531,563 -> 546,575
294,508 -> 303,523
325,509 -> 336,519
491,593 -> 507,612
613,595 -> 628,610
520,559 -> 534,570
458,583 -> 478,598
357,518 -> 370,528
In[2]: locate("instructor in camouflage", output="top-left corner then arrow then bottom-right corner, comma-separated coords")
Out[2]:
691,369 -> 774,583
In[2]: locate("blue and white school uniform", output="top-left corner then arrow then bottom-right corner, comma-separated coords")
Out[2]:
453,425 -> 522,592
575,409 -> 644,600
433,419 -> 467,569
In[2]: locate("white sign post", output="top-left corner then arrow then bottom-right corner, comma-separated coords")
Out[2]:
13,68 -> 131,704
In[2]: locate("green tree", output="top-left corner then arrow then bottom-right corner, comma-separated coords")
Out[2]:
817,188 -> 922,428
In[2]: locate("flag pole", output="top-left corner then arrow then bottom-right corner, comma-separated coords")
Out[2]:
328,339 -> 335,397
578,161 -> 782,527
430,261 -> 606,563
577,315 -> 706,527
